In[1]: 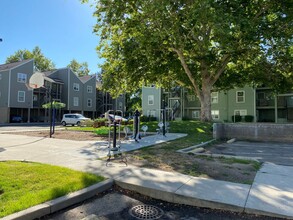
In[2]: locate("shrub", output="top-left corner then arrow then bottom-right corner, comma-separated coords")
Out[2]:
244,115 -> 254,122
231,115 -> 242,122
93,118 -> 107,128
140,115 -> 148,122
182,116 -> 190,121
80,119 -> 94,127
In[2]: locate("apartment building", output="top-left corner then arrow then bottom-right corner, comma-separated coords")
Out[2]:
142,85 -> 293,123
0,59 -> 97,123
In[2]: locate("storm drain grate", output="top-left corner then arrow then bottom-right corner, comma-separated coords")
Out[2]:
129,205 -> 164,220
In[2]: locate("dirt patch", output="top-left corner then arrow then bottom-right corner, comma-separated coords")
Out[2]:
127,149 -> 258,184
12,130 -> 259,184
9,130 -> 109,141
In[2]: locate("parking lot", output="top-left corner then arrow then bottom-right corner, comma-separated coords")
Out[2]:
205,140 -> 293,166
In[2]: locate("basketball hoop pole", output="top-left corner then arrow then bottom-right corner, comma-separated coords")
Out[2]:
49,87 -> 53,138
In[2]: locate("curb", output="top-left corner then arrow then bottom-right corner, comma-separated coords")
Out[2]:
1,179 -> 113,220
114,180 -> 245,213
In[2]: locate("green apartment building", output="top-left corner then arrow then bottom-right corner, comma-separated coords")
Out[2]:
142,86 -> 293,123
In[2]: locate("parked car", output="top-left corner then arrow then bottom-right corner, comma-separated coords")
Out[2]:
108,114 -> 128,122
61,114 -> 90,126
10,115 -> 23,123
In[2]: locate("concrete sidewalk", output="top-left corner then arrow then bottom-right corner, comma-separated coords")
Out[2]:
0,133 -> 292,219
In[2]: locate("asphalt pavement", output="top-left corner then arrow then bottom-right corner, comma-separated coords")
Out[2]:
0,126 -> 293,220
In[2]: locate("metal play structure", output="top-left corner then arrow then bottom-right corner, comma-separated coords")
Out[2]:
105,110 -> 127,166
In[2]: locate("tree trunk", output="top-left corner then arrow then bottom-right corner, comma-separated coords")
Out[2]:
197,83 -> 212,122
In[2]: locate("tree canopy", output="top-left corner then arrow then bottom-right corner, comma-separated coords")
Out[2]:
84,0 -> 292,121
6,46 -> 55,72
67,59 -> 90,76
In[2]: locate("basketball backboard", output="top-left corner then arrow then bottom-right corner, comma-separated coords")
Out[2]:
28,72 -> 44,89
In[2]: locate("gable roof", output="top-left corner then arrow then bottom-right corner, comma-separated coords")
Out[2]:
0,59 -> 33,71
79,75 -> 95,83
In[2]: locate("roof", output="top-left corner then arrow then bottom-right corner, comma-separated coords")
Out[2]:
0,59 -> 33,71
79,75 -> 95,83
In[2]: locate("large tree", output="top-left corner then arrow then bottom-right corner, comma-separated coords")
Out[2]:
6,46 -> 55,72
85,0 -> 292,121
67,59 -> 90,76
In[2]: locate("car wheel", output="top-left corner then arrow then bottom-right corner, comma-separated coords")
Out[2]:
62,121 -> 66,126
76,121 -> 81,126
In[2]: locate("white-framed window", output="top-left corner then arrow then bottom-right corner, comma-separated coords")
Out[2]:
147,110 -> 156,117
87,86 -> 92,93
187,95 -> 195,102
148,95 -> 154,105
18,91 -> 25,102
87,98 -> 92,107
17,73 -> 27,83
73,83 -> 79,91
211,92 -> 218,103
234,109 -> 247,116
236,91 -> 245,103
33,95 -> 38,101
211,110 -> 220,120
118,101 -> 122,109
73,97 -> 79,106
192,110 -> 200,119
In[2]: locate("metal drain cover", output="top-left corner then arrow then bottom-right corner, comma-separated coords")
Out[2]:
129,205 -> 164,220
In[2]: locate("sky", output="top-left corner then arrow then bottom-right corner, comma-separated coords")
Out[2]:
0,0 -> 102,74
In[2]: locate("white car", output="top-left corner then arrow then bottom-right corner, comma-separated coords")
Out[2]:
107,114 -> 128,122
61,114 -> 90,126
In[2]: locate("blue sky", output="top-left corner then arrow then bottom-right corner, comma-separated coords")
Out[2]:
0,0 -> 102,74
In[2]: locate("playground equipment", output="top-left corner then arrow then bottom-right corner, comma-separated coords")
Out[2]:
156,104 -> 170,136
105,110 -> 127,166
133,109 -> 141,142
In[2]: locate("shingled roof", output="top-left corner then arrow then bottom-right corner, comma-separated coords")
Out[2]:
0,59 -> 33,71
79,75 -> 95,83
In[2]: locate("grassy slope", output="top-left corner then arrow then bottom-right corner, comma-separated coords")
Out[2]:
0,161 -> 105,217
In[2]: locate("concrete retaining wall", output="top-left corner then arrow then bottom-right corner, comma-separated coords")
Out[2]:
213,123 -> 293,142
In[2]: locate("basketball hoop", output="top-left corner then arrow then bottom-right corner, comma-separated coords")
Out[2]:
28,72 -> 44,89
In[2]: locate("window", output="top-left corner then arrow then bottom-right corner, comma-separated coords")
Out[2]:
118,101 -> 122,109
211,110 -> 219,120
187,95 -> 195,102
33,95 -> 38,101
73,97 -> 79,106
234,109 -> 247,116
87,98 -> 92,107
147,110 -> 156,117
17,73 -> 27,83
87,86 -> 93,93
211,92 -> 218,103
148,95 -> 154,105
236,91 -> 245,103
192,110 -> 200,119
18,91 -> 25,102
73,83 -> 79,91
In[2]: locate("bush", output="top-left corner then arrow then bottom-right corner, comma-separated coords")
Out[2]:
80,119 -> 94,127
93,118 -> 107,128
244,115 -> 254,122
182,116 -> 191,121
231,115 -> 242,122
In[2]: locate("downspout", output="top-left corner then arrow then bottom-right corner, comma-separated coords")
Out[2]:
7,69 -> 11,123
275,95 -> 278,123
159,88 -> 161,121
253,88 -> 257,122
68,69 -> 70,112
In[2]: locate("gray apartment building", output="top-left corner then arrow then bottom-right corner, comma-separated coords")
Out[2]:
0,59 -> 97,123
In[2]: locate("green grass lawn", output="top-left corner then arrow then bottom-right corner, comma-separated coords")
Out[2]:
0,161 -> 105,218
